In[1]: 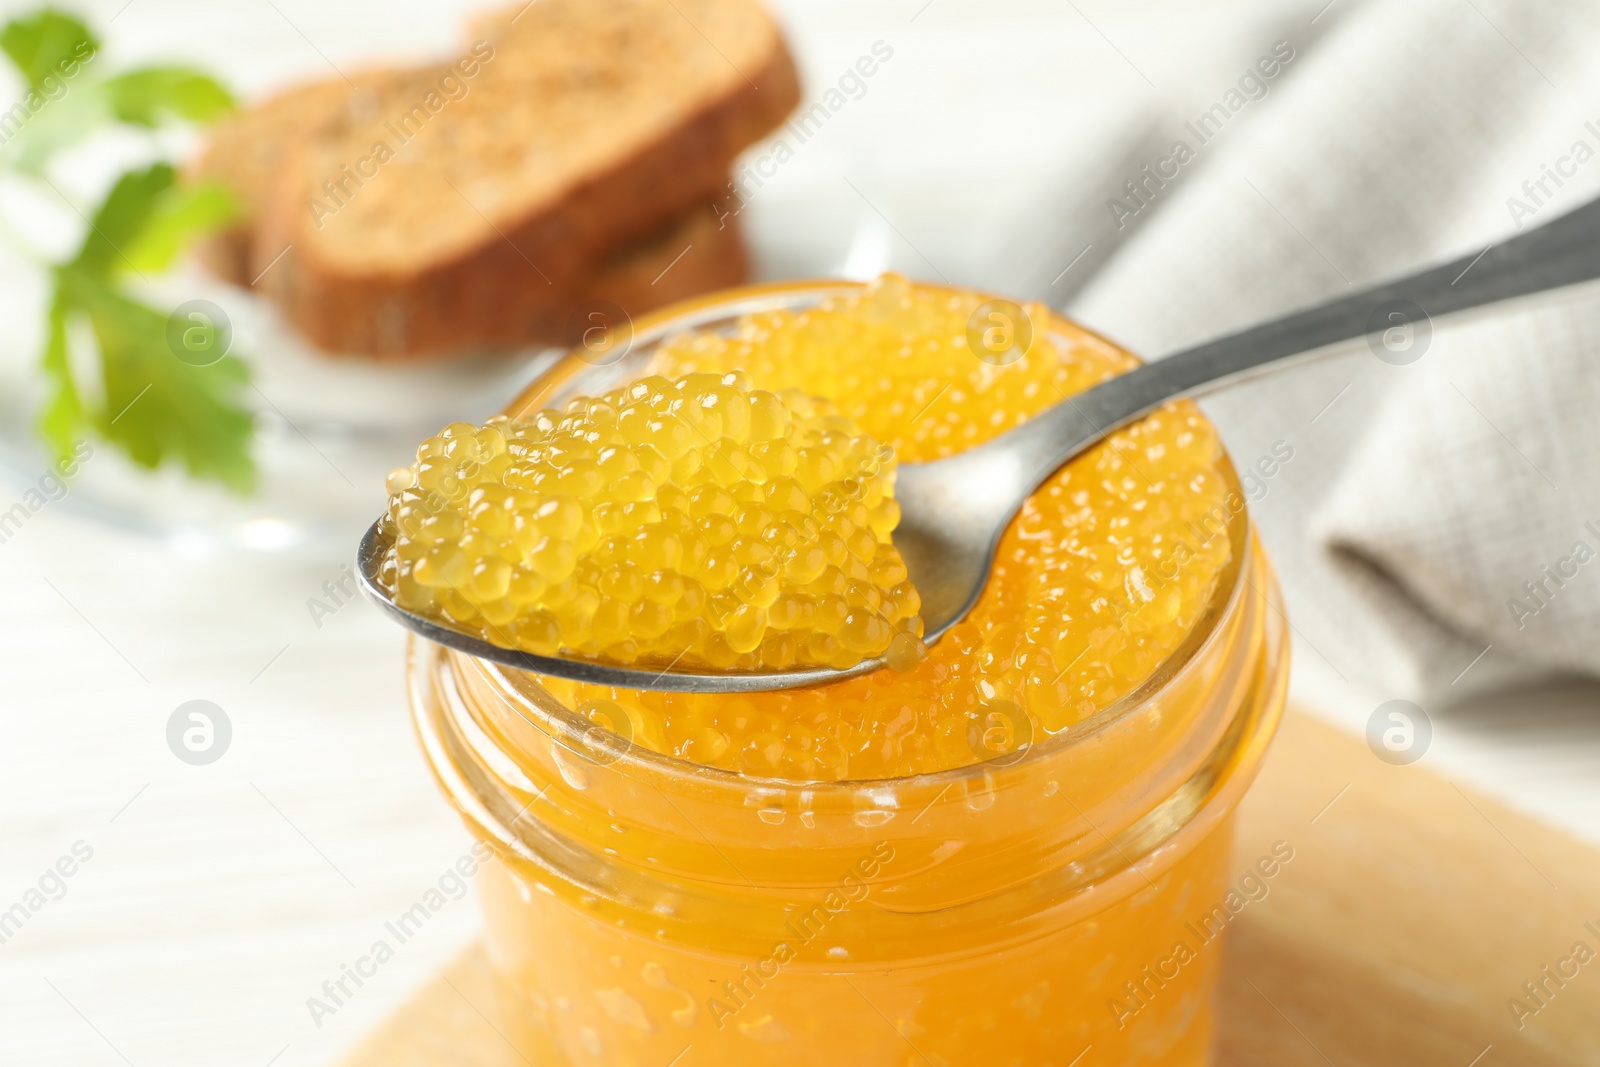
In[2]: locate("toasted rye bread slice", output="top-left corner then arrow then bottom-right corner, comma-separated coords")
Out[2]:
346,206 -> 751,362
253,0 -> 797,357
191,71 -> 407,285
193,68 -> 753,357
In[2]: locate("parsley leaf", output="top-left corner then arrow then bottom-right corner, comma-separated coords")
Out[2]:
1,8 -> 253,493
0,9 -> 95,93
45,162 -> 255,492
68,156 -> 173,273
65,273 -> 255,491
123,179 -> 237,274
3,61 -> 234,173
101,67 -> 233,127
37,291 -> 82,458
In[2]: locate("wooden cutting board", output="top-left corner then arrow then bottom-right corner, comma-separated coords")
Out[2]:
339,710 -> 1600,1066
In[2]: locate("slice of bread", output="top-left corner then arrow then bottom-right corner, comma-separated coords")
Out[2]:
192,70 -> 408,285
251,0 -> 797,357
193,68 -> 756,358
349,205 -> 750,362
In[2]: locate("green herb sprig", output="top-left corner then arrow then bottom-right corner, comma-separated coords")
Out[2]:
2,8 -> 255,492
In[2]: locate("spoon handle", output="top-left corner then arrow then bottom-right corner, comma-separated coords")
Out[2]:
999,193 -> 1600,494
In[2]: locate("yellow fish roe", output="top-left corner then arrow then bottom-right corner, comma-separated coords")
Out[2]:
523,274 -> 1237,779
377,372 -> 921,671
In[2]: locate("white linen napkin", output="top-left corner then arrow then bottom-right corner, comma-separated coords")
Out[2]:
1063,0 -> 1600,701
1314,298 -> 1600,694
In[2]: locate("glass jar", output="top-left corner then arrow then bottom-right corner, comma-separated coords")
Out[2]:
405,281 -> 1291,1066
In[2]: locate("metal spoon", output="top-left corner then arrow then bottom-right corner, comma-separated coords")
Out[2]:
360,194 -> 1600,693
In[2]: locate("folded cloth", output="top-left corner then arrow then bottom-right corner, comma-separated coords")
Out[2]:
1065,0 -> 1600,702
1314,297 -> 1600,696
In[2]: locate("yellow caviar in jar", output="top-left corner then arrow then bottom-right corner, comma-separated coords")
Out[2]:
529,273 -> 1235,779
378,373 -> 920,671
405,278 -> 1291,1067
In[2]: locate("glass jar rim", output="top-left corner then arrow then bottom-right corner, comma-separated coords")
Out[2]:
475,277 -> 1254,793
